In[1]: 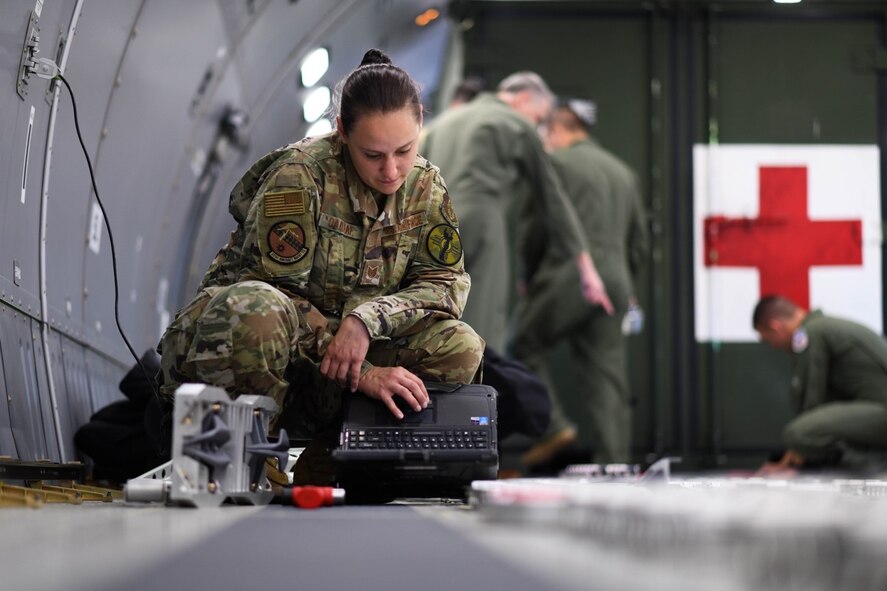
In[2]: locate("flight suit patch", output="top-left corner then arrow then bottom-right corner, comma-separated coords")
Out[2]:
267,221 -> 309,264
792,328 -> 809,353
264,190 -> 307,217
426,224 -> 462,266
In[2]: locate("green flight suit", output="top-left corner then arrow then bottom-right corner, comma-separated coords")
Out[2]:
420,93 -> 588,352
159,132 -> 483,439
785,310 -> 887,467
513,138 -> 648,464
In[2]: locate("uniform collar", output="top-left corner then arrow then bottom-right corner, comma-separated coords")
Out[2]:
801,309 -> 824,326
473,92 -> 505,108
563,136 -> 598,151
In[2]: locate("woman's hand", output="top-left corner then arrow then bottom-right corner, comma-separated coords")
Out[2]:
358,366 -> 429,419
320,315 -> 371,392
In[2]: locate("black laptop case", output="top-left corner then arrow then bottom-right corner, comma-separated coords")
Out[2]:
332,382 -> 498,501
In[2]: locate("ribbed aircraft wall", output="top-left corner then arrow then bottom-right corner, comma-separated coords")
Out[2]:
0,0 -> 448,463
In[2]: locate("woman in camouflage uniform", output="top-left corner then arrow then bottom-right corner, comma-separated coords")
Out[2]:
158,50 -> 482,461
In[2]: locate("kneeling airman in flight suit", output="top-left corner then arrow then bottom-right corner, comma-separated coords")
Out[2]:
754,295 -> 887,473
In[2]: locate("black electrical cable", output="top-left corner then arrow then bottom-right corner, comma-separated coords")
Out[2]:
56,74 -> 160,398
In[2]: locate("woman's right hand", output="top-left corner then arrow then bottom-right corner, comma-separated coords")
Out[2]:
358,366 -> 429,419
320,315 -> 371,392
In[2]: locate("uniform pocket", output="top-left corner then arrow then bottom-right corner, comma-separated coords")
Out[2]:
311,216 -> 362,312
361,212 -> 426,292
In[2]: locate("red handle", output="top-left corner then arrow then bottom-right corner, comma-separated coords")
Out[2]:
291,486 -> 335,509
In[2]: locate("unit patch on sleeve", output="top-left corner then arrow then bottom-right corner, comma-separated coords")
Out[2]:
426,224 -> 462,266
264,189 -> 307,217
267,221 -> 309,264
440,194 -> 458,227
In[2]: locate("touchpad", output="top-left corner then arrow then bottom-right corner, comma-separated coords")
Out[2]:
376,396 -> 436,425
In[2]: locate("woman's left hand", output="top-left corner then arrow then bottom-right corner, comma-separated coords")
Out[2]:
321,315 -> 371,392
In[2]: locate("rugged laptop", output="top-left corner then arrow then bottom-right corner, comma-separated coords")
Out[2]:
332,383 -> 498,501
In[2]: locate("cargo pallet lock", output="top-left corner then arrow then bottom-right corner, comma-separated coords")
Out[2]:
125,384 -> 289,508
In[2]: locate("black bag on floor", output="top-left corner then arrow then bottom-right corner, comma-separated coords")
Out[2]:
74,350 -> 168,482
480,347 -> 550,439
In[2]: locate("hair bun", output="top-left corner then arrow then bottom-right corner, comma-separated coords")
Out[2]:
360,48 -> 392,67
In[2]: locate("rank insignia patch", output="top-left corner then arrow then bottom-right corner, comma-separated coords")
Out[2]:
361,261 -> 382,286
426,224 -> 462,266
267,221 -> 309,264
264,189 -> 307,217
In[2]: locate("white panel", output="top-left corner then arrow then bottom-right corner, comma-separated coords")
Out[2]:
695,144 -> 882,342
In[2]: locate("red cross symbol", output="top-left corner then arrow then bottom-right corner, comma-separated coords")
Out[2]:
704,166 -> 863,309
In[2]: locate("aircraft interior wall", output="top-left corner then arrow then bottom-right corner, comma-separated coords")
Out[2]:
0,0 -> 448,464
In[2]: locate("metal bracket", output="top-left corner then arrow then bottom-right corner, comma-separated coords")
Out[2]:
16,11 -> 40,100
44,30 -> 66,106
124,385 -> 287,507
640,456 -> 682,483
0,457 -> 85,481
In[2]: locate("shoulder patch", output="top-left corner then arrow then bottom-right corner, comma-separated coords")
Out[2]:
267,221 -> 309,264
264,189 -> 307,217
426,224 -> 462,266
274,173 -> 302,187
792,328 -> 809,354
440,193 -> 458,227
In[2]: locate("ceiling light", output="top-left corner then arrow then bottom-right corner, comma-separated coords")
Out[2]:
415,8 -> 440,27
302,86 -> 331,122
300,47 -> 329,88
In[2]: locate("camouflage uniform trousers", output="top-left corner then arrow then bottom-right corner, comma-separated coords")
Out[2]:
158,280 -> 484,439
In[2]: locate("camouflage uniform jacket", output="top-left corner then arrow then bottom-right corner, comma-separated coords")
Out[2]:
197,131 -> 469,342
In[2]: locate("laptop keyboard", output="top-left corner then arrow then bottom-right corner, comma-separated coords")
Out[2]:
344,428 -> 491,450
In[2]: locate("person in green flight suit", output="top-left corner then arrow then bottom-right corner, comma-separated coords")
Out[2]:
420,72 -> 613,353
754,295 -> 887,473
514,99 -> 649,466
158,49 -> 484,483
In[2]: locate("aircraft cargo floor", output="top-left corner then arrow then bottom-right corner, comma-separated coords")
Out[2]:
5,475 -> 887,591
3,502 -> 624,591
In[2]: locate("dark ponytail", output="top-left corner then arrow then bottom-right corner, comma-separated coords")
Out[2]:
337,49 -> 422,135
359,48 -> 391,67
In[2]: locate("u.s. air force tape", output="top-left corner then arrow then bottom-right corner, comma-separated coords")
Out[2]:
267,221 -> 309,264
426,224 -> 462,266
